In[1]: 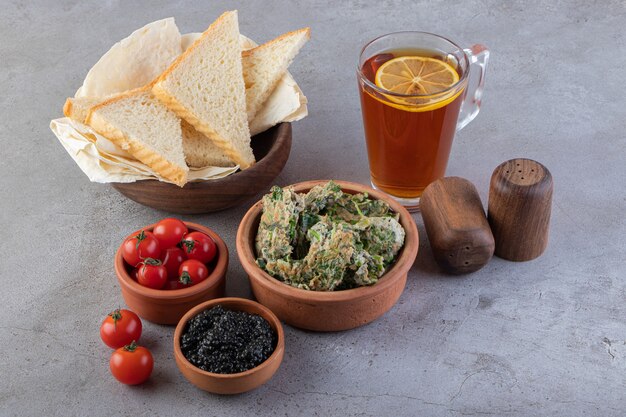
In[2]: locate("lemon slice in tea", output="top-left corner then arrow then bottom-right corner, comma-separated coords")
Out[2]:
374,56 -> 461,112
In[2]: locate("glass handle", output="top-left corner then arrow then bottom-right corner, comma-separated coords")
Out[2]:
457,44 -> 490,131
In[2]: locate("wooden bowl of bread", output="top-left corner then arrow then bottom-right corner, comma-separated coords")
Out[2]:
112,122 -> 291,214
56,12 -> 309,214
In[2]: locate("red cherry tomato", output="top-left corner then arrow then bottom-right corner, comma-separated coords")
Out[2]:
130,268 -> 140,281
109,341 -> 153,385
178,259 -> 209,286
100,309 -> 142,349
163,279 -> 186,290
152,218 -> 188,248
122,230 -> 161,267
181,232 -> 217,264
161,247 -> 186,280
137,259 -> 167,289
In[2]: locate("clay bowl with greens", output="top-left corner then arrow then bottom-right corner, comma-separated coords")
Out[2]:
173,297 -> 285,394
236,180 -> 419,331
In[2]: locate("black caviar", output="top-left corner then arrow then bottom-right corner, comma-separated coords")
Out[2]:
180,305 -> 276,374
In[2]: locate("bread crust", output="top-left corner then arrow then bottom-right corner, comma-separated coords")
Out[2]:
242,27 -> 310,121
153,11 -> 236,89
241,27 -> 310,58
85,83 -> 156,119
151,10 -> 255,169
64,97 -> 103,123
152,82 -> 253,169
62,98 -> 74,119
85,86 -> 188,187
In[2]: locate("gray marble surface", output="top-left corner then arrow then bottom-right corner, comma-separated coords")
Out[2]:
1,0 -> 625,416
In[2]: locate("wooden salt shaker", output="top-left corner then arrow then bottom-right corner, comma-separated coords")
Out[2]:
488,158 -> 553,261
421,177 -> 495,274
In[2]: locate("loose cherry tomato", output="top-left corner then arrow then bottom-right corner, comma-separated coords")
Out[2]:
153,218 -> 188,248
122,230 -> 161,267
109,341 -> 153,385
100,309 -> 142,349
161,247 -> 186,280
178,259 -> 209,286
137,258 -> 167,289
181,232 -> 217,264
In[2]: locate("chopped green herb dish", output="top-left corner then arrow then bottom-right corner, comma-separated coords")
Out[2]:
255,181 -> 406,291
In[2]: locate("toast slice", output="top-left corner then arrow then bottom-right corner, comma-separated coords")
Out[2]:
85,86 -> 188,186
182,121 -> 235,168
243,28 -> 310,121
64,96 -> 234,168
152,11 -> 255,169
63,97 -> 103,123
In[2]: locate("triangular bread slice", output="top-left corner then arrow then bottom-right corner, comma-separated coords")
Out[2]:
182,121 -> 235,168
178,31 -> 235,168
243,28 -> 310,121
85,86 -> 188,186
63,97 -> 103,123
64,96 -> 234,168
152,11 -> 255,169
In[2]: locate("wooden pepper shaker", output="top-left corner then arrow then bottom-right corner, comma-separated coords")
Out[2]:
488,158 -> 553,261
421,177 -> 495,274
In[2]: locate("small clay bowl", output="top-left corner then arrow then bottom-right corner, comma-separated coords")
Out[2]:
173,297 -> 285,394
112,123 -> 292,214
236,180 -> 419,331
114,221 -> 228,325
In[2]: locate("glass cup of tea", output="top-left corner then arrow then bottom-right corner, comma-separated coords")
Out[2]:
357,32 -> 489,210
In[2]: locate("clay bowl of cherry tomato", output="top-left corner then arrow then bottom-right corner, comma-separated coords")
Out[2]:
115,221 -> 228,325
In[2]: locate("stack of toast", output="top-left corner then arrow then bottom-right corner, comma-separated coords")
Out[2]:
63,11 -> 309,186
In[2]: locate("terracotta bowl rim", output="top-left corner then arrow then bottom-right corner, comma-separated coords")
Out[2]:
115,221 -> 228,300
236,179 -> 419,303
173,297 -> 285,379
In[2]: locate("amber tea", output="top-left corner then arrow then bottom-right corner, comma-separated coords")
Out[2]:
359,48 -> 465,200
357,32 -> 489,210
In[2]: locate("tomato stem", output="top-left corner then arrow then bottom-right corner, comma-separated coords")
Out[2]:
124,340 -> 138,352
109,309 -> 122,330
134,230 -> 146,250
181,239 -> 195,253
143,258 -> 162,266
179,271 -> 192,285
